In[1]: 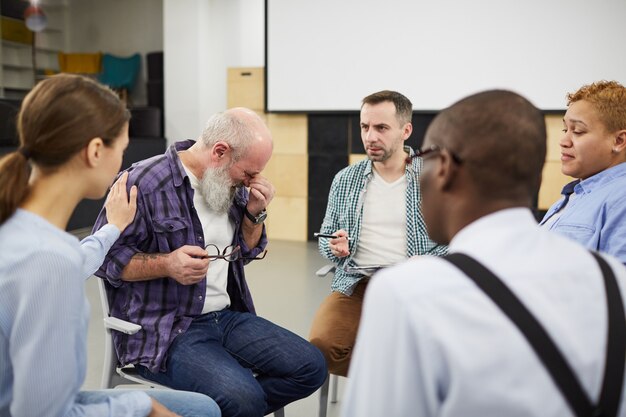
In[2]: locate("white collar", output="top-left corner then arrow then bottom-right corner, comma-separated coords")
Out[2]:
449,208 -> 537,255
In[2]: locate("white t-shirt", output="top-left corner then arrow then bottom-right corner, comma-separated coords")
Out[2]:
352,169 -> 407,269
184,168 -> 232,314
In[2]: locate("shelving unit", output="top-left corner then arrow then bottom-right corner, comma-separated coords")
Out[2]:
0,0 -> 67,98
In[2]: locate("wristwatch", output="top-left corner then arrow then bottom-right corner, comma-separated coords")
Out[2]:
244,207 -> 267,224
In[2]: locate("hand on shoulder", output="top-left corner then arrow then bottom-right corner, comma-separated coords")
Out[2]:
105,171 -> 138,232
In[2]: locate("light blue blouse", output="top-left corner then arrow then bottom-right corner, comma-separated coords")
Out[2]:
0,209 -> 151,417
540,162 -> 626,265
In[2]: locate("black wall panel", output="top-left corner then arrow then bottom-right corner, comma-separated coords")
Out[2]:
307,111 -> 436,240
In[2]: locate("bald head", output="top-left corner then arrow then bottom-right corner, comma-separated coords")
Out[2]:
200,107 -> 273,162
425,90 -> 546,200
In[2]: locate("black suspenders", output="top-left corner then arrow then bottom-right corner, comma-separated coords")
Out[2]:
445,252 -> 625,417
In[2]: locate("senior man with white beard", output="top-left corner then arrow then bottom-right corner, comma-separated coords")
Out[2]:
92,107 -> 327,417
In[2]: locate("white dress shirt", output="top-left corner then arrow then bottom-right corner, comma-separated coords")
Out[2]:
343,208 -> 626,417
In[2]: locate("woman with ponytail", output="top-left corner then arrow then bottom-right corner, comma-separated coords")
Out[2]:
0,74 -> 220,417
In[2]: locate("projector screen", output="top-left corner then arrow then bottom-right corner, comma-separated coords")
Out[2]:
266,0 -> 626,112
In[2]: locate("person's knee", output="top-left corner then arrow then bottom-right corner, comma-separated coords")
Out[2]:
146,390 -> 222,417
185,392 -> 222,417
309,336 -> 351,375
292,343 -> 328,392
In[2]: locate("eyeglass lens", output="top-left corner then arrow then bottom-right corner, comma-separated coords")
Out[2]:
205,244 -> 240,261
204,244 -> 267,261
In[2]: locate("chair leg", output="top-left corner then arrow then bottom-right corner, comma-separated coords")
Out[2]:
274,407 -> 285,417
102,334 -> 126,389
330,374 -> 339,403
318,373 -> 330,417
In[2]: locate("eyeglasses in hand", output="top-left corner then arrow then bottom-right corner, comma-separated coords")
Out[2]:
204,244 -> 268,262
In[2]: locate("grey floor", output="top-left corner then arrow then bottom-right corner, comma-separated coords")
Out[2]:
82,239 -> 345,417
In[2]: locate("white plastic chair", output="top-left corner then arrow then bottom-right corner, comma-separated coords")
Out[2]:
98,277 -> 169,390
98,277 -> 285,417
315,265 -> 341,417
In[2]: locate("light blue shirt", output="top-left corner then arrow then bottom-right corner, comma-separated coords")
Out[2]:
0,209 -> 151,417
540,162 -> 626,265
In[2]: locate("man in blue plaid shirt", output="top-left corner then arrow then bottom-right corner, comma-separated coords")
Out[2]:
309,90 -> 447,377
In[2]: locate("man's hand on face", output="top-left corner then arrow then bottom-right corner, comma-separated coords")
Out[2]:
246,174 -> 275,215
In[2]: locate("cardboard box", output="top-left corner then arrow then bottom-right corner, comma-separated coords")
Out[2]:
227,67 -> 264,111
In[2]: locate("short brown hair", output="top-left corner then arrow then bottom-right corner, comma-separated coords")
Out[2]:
362,90 -> 412,125
567,80 -> 626,133
0,74 -> 129,224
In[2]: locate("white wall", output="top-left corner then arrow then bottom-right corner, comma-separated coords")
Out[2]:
163,0 -> 264,143
66,0 -> 164,106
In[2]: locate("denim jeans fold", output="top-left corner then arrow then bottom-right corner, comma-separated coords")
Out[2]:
137,309 -> 327,417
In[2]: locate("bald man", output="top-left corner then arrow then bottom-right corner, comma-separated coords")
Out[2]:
343,91 -> 626,416
94,108 -> 327,417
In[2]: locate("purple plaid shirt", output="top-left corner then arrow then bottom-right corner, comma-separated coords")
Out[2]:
93,140 -> 267,372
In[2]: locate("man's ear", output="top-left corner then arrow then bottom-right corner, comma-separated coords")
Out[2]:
85,137 -> 104,168
211,141 -> 231,162
439,150 -> 460,191
402,122 -> 413,141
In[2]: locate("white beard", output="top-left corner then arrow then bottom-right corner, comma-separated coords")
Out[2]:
199,165 -> 236,214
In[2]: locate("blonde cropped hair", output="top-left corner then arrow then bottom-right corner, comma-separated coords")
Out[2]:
567,80 -> 626,133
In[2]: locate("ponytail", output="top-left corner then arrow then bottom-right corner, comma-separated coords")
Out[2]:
0,74 -> 128,225
0,151 -> 31,224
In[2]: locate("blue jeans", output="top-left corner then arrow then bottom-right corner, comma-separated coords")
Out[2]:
75,389 -> 221,416
137,309 -> 327,417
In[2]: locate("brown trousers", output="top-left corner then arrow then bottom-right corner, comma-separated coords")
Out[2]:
308,279 -> 369,377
